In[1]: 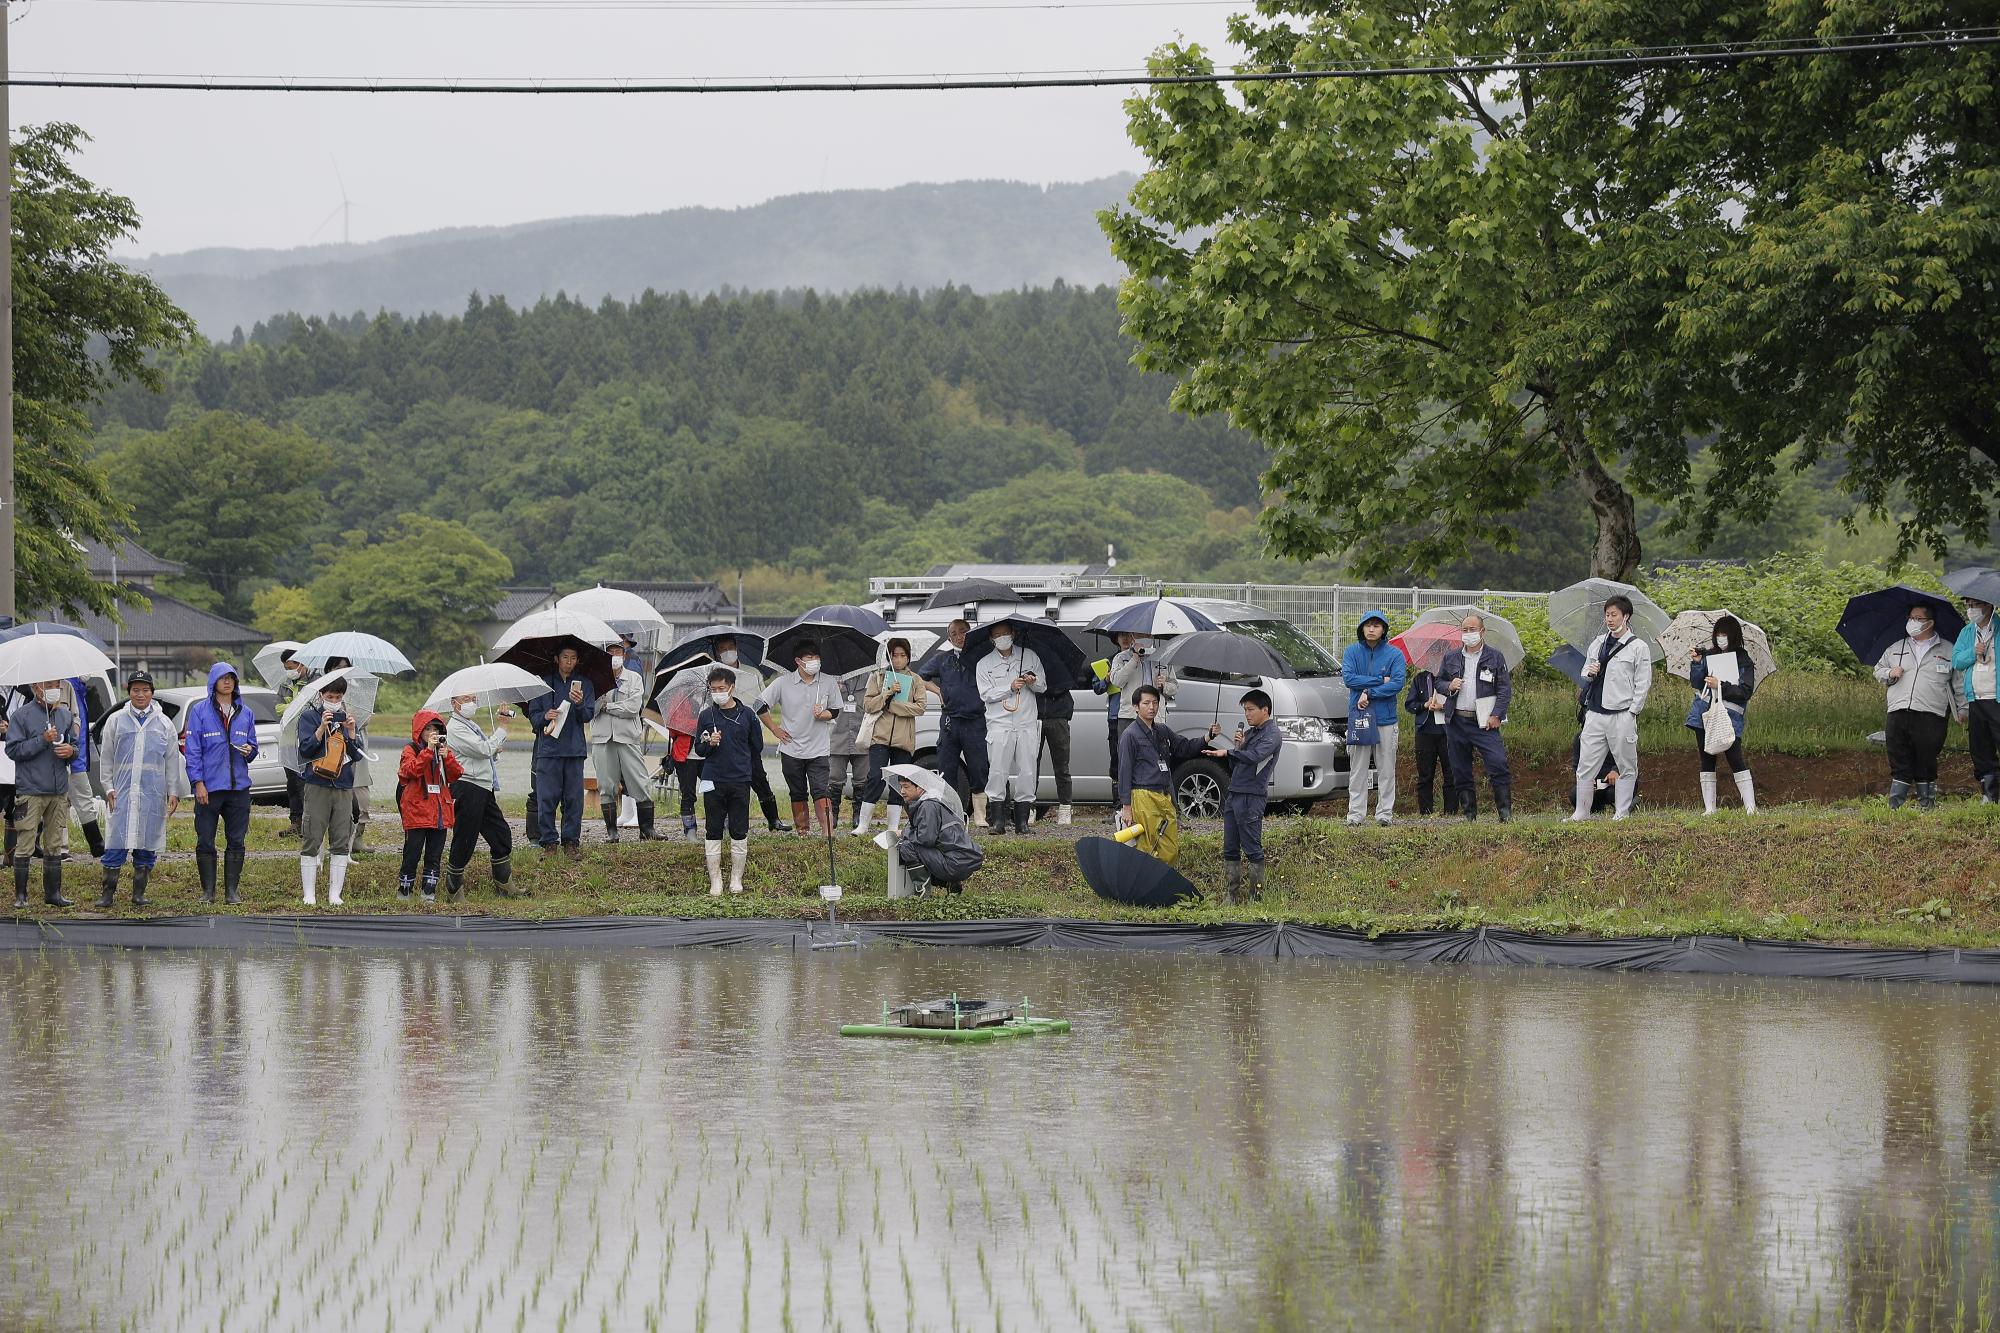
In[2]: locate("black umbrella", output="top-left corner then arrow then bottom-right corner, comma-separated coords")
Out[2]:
1076,837 -> 1202,908
1151,630 -> 1294,680
924,578 -> 1026,611
658,624 -> 767,676
1548,645 -> 1589,688
1837,585 -> 1966,666
961,614 -> 1091,693
766,605 -> 891,677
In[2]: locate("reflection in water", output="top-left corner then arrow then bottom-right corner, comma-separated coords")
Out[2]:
1,950 -> 1996,1329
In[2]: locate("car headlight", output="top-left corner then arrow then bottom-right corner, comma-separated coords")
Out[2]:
1274,716 -> 1328,743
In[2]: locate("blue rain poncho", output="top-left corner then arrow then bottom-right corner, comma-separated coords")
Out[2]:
100,701 -> 190,855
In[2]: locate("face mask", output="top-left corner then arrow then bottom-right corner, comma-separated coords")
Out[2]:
719,650 -> 740,666
610,656 -> 625,672
1907,619 -> 1928,637
325,702 -> 344,716
992,635 -> 1014,653
1715,634 -> 1731,649
1134,639 -> 1153,654
798,659 -> 821,678
457,701 -> 479,718
1461,631 -> 1483,649
1972,607 -> 1991,628
710,691 -> 732,707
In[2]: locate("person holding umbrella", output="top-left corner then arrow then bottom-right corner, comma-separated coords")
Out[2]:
275,648 -> 313,839
1571,596 -> 1654,822
296,674 -> 359,906
885,764 -> 983,895
827,668 -> 871,831
977,620 -> 1047,835
1951,588 -> 1998,804
1116,685 -> 1217,865
692,666 -> 763,895
96,673 -> 186,909
920,619 -> 992,830
1403,657 -> 1459,818
444,692 -> 515,899
592,639 -> 656,843
183,662 -> 260,905
1202,688 -> 1282,902
1685,614 -> 1758,815
528,647 -> 598,859
1874,600 -> 1955,810
6,680 -> 81,908
1342,611 -> 1407,827
1437,612 -> 1513,822
660,633 -> 790,834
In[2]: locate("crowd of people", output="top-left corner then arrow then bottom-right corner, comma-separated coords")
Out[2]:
1,580 -> 1995,913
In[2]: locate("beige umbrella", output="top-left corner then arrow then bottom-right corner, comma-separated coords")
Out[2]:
1658,609 -> 1778,683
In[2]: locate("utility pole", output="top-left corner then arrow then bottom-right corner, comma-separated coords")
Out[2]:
1,1 -> 16,624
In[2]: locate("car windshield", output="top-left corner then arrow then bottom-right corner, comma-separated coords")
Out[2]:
1224,619 -> 1342,675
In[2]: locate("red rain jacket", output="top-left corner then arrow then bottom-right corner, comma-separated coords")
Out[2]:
397,710 -> 465,830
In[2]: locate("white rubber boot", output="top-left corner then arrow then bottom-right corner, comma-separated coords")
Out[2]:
1734,770 -> 1757,814
704,841 -> 724,896
886,806 -> 904,836
1612,775 -> 1637,820
300,854 -> 320,906
1699,772 -> 1718,815
729,840 -> 748,894
327,855 -> 350,906
1570,775 -> 1594,821
971,794 -> 988,829
1057,804 -> 1073,827
852,805 -> 874,837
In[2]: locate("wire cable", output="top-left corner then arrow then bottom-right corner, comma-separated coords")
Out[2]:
9,32 -> 1997,92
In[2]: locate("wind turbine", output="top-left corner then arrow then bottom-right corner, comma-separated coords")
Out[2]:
308,156 -> 357,246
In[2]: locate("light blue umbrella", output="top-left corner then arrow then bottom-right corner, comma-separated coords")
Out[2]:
295,631 -> 415,676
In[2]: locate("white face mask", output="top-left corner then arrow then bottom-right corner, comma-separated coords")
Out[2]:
1461,631 -> 1483,649
1907,619 -> 1929,637
610,656 -> 625,673
710,691 -> 732,707
1972,607 -> 1992,628
719,649 -> 740,666
798,659 -> 821,678
324,701 -> 344,716
1715,634 -> 1731,649
456,701 -> 479,718
992,635 -> 1014,654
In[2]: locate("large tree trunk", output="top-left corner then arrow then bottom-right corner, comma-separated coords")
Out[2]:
1540,381 -> 1641,581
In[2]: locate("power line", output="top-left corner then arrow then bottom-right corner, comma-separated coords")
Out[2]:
8,32 -> 1998,92
67,0 -> 1243,9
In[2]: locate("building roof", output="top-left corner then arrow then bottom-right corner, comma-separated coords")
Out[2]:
78,537 -> 185,579
33,593 -> 262,650
489,586 -> 559,621
922,562 -> 1118,579
602,581 -> 739,617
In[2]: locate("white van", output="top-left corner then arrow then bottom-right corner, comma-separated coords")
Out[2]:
871,577 -> 1351,817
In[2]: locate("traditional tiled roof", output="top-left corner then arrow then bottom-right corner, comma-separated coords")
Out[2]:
601,582 -> 739,617
77,537 -> 185,579
31,593 -> 261,649
490,586 -> 559,621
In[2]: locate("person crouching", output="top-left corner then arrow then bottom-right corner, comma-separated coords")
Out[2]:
893,773 -> 983,895
397,711 -> 463,903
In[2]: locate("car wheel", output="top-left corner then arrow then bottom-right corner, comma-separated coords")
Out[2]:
1173,759 -> 1228,821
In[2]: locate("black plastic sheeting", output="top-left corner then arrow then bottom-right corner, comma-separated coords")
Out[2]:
4,915 -> 2000,986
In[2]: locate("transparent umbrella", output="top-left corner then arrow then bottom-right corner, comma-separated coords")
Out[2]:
0,628 -> 117,689
421,662 -> 551,713
555,586 -> 671,652
252,640 -> 305,689
1405,605 -> 1527,669
1547,579 -> 1672,655
278,669 -> 380,772
295,631 -> 414,676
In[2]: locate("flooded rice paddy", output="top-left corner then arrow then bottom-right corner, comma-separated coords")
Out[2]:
2,946 -> 1997,1330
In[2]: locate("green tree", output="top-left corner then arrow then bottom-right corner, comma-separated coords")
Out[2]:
12,123 -> 195,616
99,411 -> 332,617
290,516 -> 512,670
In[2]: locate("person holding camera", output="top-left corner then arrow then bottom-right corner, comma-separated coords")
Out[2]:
529,647 -> 598,860
296,675 -> 360,906
692,667 -> 763,895
395,711 -> 464,903
976,622 -> 1047,835
5,679 -> 81,908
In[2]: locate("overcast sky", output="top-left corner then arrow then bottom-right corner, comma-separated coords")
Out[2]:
10,0 -> 1238,255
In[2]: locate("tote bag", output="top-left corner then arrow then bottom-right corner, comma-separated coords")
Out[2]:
1701,688 -> 1736,756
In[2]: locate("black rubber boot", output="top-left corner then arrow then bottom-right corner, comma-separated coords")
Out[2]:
223,849 -> 245,905
636,801 -> 657,840
1246,863 -> 1265,900
991,800 -> 1010,836
1918,781 -> 1939,812
443,866 -> 465,903
196,849 -> 218,904
1889,779 -> 1911,810
603,806 -> 621,844
421,871 -> 439,903
397,874 -> 415,900
1984,774 -> 1999,806
1460,783 -> 1478,822
829,794 -> 843,829
98,864 -> 119,910
492,854 -> 515,895
81,819 -> 106,860
1012,799 -> 1030,835
131,864 -> 152,908
1492,782 -> 1513,824
1223,860 -> 1242,905
43,858 -> 72,908
13,858 -> 29,909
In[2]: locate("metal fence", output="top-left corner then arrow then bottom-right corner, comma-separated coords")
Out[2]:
1163,582 -> 1547,651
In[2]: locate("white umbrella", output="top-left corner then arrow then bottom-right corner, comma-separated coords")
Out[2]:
422,662 -> 551,713
296,631 -> 414,676
1406,605 -> 1528,670
252,640 -> 305,689
882,762 -> 963,818
555,586 -> 671,651
0,628 -> 117,689
1658,609 -> 1779,683
277,669 -> 379,772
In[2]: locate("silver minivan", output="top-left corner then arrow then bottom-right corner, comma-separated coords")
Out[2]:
873,584 -> 1351,817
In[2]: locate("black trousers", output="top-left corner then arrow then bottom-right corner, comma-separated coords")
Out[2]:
285,769 -> 304,826
1411,724 -> 1457,814
1885,708 -> 1948,783
447,782 -> 513,870
1108,717 -> 1133,790
676,756 -> 702,820
704,783 -> 751,840
681,756 -> 782,823
398,828 -> 447,887
1968,699 -> 2000,783
1040,720 -> 1072,804
194,787 -> 252,854
1694,732 -> 1748,774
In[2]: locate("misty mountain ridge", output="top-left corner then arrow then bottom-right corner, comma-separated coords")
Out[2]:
133,175 -> 1138,335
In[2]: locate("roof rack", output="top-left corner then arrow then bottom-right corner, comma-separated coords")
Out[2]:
868,572 -> 1147,598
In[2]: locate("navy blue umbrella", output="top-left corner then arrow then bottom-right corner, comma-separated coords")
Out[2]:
1548,645 -> 1589,688
960,614 -> 1090,693
1076,836 -> 1202,908
1837,586 -> 1966,666
766,605 -> 892,677
1088,597 -> 1222,639
658,624 -> 767,676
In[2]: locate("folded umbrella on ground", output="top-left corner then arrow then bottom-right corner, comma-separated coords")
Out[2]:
1837,585 -> 1967,666
1076,836 -> 1202,909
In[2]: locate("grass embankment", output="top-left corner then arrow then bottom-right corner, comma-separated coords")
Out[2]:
22,802 -> 2000,951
